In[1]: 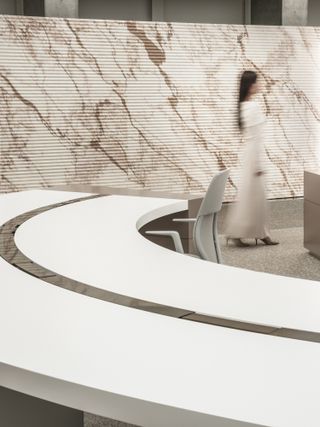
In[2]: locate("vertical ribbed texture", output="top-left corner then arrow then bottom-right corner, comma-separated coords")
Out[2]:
0,15 -> 319,199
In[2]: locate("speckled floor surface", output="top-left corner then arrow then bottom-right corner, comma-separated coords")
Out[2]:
84,414 -> 138,427
219,198 -> 320,283
221,227 -> 320,282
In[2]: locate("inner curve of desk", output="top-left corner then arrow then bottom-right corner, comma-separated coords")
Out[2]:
14,192 -> 320,336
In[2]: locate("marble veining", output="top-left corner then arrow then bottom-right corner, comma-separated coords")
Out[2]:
0,15 -> 320,199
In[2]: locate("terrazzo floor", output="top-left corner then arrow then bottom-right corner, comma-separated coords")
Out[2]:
222,227 -> 320,282
218,198 -> 320,283
84,414 -> 138,427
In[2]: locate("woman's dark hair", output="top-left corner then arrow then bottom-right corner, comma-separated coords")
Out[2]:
238,70 -> 257,128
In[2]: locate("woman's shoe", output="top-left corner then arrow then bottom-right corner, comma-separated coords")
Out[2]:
259,236 -> 279,245
226,237 -> 250,247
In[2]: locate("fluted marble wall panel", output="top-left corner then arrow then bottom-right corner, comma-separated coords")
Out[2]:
0,15 -> 319,199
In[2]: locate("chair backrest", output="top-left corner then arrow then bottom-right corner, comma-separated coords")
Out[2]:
197,169 -> 230,218
193,214 -> 217,262
193,169 -> 230,262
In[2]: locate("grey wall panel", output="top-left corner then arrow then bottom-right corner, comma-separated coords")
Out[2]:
78,0 -> 245,24
283,0 -> 308,26
45,0 -> 77,18
0,15 -> 319,199
24,0 -> 45,17
251,0 -> 282,25
79,0 -> 152,21
0,0 -> 16,14
308,0 -> 320,26
163,0 -> 245,24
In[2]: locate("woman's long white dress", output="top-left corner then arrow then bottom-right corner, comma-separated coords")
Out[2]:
226,100 -> 270,239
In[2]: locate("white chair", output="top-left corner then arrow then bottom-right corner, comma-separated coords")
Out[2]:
146,169 -> 230,264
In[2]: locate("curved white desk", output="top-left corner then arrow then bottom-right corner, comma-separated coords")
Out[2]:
15,192 -> 320,334
1,190 -> 320,427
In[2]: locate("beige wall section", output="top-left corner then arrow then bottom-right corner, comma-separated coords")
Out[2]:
282,0 -> 308,25
44,0 -> 78,18
79,0 -> 152,21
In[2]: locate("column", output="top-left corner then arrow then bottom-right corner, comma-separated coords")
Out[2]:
282,0 -> 308,26
44,0 -> 78,18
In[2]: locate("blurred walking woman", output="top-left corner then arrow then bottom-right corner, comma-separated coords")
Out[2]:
226,70 -> 278,246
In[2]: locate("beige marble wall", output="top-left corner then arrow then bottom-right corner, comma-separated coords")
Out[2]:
0,15 -> 319,199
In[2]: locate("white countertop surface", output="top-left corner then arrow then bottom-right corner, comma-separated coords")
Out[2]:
15,192 -> 320,333
1,190 -> 320,427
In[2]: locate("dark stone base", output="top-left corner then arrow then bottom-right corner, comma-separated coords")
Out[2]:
0,386 -> 83,427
